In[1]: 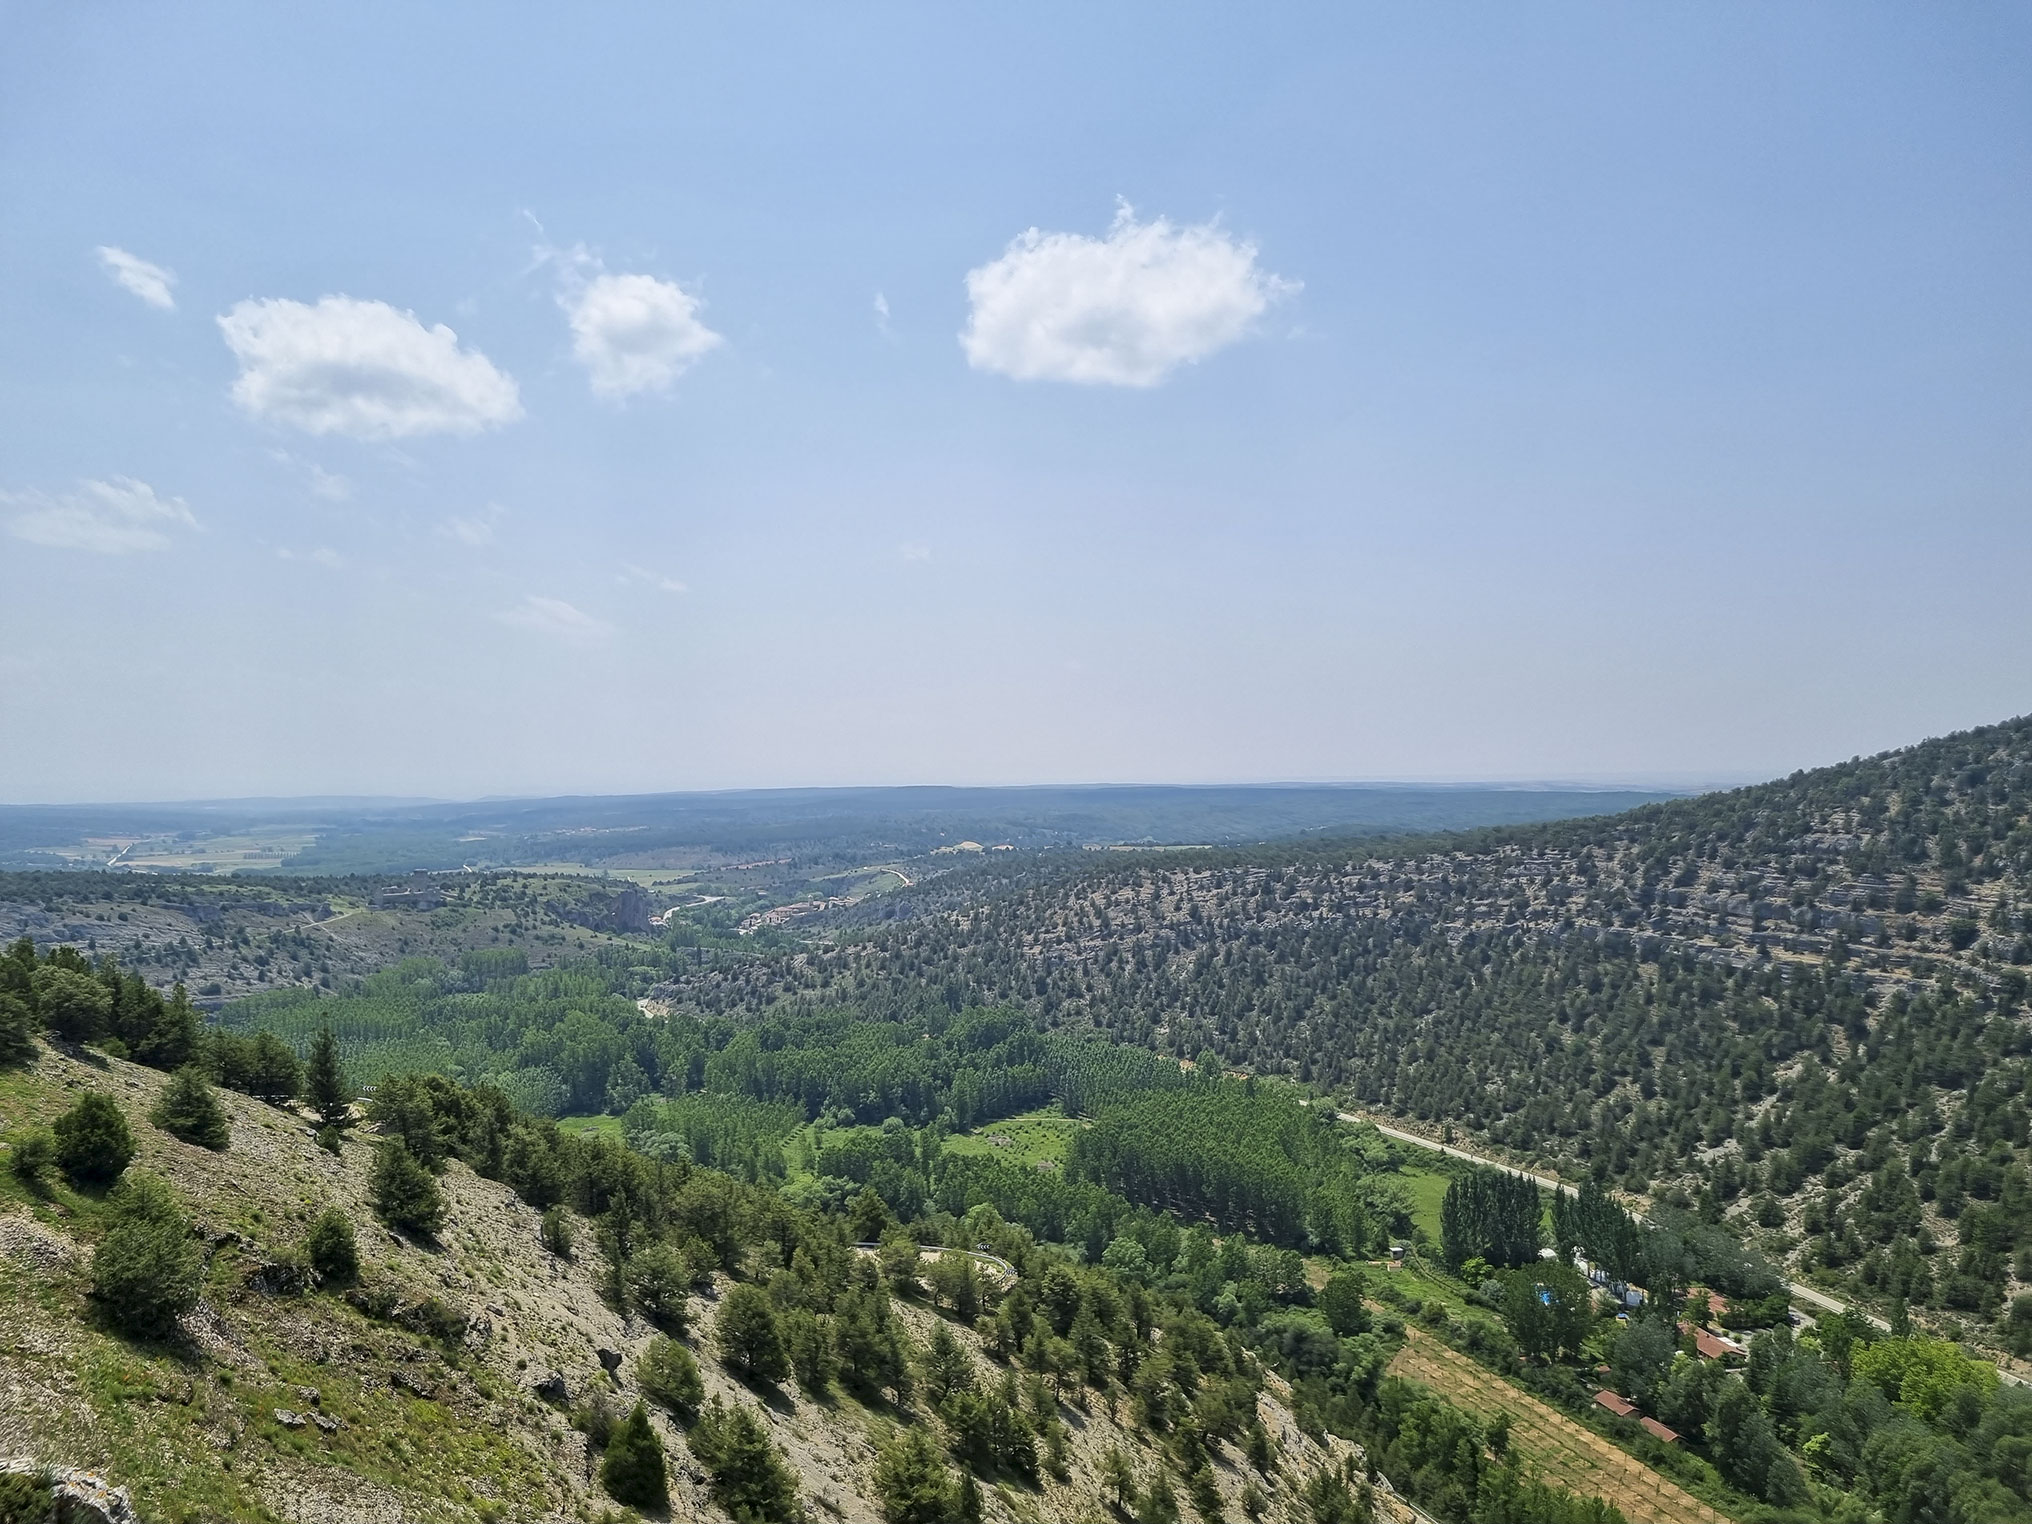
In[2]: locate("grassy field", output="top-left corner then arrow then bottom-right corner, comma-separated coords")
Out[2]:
1396,1164 -> 1452,1243
1388,1331 -> 1729,1524
942,1108 -> 1080,1169
556,1114 -> 624,1141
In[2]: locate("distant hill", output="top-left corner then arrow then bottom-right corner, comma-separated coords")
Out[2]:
655,714 -> 2032,1347
0,782 -> 1677,876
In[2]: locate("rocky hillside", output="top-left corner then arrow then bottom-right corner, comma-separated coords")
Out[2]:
0,1049 -> 1361,1524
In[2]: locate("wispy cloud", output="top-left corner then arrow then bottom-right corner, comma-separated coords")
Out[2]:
441,506 -> 505,547
4,477 -> 197,554
899,541 -> 932,563
96,246 -> 177,310
496,594 -> 615,646
874,291 -> 891,335
218,295 -> 522,439
962,202 -> 1296,386
619,563 -> 688,593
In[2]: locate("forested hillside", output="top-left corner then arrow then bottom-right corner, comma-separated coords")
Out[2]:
645,716 -> 2032,1339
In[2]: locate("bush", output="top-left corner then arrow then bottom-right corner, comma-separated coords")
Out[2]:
689,1396 -> 800,1523
638,1335 -> 704,1425
599,1401 -> 668,1511
315,1126 -> 343,1156
0,1468 -> 54,1524
92,1170 -> 202,1336
370,1137 -> 445,1238
53,1092 -> 135,1185
150,1066 -> 229,1151
9,1128 -> 55,1186
303,1208 -> 359,1286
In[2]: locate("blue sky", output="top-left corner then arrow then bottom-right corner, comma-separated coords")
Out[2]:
3,3 -> 2029,802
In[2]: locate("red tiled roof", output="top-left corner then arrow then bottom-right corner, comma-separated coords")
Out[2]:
1594,1390 -> 1637,1417
1639,1417 -> 1679,1443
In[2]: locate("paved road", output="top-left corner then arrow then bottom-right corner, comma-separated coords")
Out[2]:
1342,1109 -> 1893,1334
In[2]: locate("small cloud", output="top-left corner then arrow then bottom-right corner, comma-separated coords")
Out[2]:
899,541 -> 932,563
307,464 -> 350,501
619,563 -> 688,593
96,246 -> 176,310
217,295 -> 522,439
961,201 -> 1296,386
874,291 -> 891,334
548,247 -> 722,400
4,477 -> 197,554
496,594 -> 615,646
441,507 -> 504,547
277,546 -> 346,569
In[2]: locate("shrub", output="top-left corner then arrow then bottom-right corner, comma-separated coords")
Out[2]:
0,1468 -> 54,1524
370,1137 -> 445,1238
638,1335 -> 704,1425
315,1126 -> 343,1156
150,1066 -> 229,1151
92,1170 -> 202,1335
302,1207 -> 359,1286
53,1092 -> 135,1185
599,1401 -> 668,1511
9,1128 -> 55,1186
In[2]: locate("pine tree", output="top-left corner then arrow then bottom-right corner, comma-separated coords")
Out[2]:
370,1137 -> 445,1238
638,1334 -> 704,1424
92,1171 -> 202,1335
134,984 -> 199,1071
150,1066 -> 229,1151
874,1426 -> 959,1524
716,1282 -> 790,1384
302,1208 -> 359,1286
53,1092 -> 135,1185
306,1026 -> 352,1128
688,1397 -> 799,1523
0,991 -> 36,1068
599,1401 -> 668,1511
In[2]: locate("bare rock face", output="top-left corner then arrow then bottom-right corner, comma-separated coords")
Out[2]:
3,1457 -> 142,1524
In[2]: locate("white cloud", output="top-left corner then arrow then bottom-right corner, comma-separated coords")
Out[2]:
961,203 -> 1296,386
620,563 -> 688,593
874,291 -> 891,333
96,246 -> 176,310
441,507 -> 503,547
4,477 -> 197,554
565,271 -> 722,400
899,541 -> 932,563
217,295 -> 522,439
496,595 -> 615,646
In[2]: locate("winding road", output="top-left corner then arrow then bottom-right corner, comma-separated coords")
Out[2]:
1340,1109 -> 1893,1334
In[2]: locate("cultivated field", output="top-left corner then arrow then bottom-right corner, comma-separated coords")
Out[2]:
1387,1331 -> 1730,1524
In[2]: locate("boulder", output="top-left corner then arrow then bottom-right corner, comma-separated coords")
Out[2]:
533,1372 -> 569,1403
272,1409 -> 307,1429
595,1347 -> 622,1377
